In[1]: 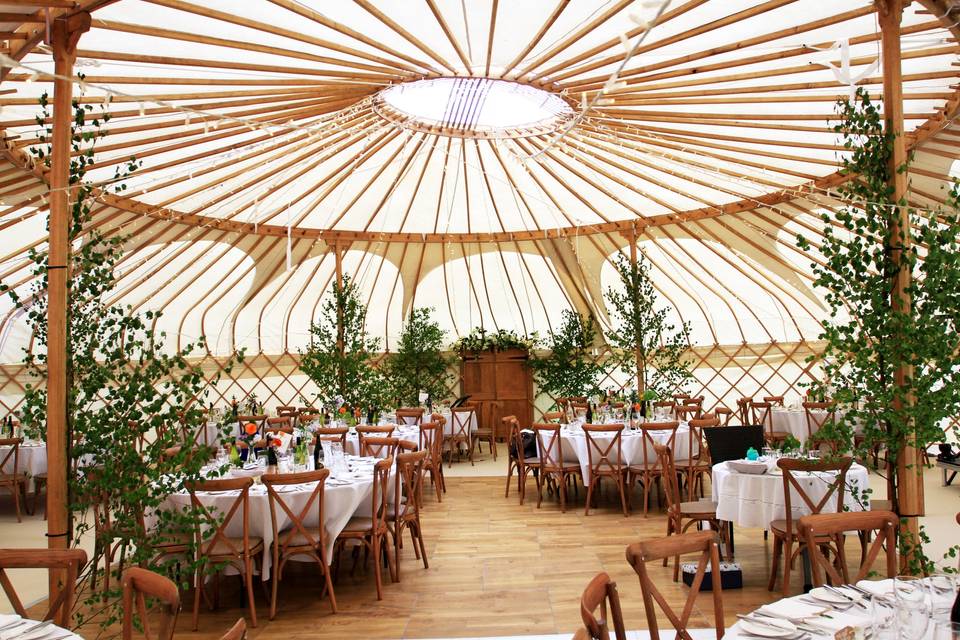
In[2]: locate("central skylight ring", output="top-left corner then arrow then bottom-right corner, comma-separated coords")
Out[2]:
372,77 -> 575,140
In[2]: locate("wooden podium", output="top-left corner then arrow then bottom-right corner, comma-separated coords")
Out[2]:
459,348 -> 532,441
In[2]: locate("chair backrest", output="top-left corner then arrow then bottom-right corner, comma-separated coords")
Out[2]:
652,401 -> 675,417
121,567 -> 180,640
735,397 -> 752,423
370,456 -> 394,529
262,469 -> 329,560
450,407 -> 475,439
637,421 -> 679,469
395,450 -> 427,516
672,394 -> 691,403
570,402 -> 589,419
276,406 -> 298,417
578,572 -> 627,640
219,618 -> 247,640
184,476 -> 254,558
653,444 -> 681,514
396,408 -> 424,426
778,456 -> 852,533
625,531 -> 724,640
361,435 -> 400,458
0,548 -> 87,627
357,425 -> 396,438
532,423 -> 564,469
683,416 -> 716,467
750,401 -> 773,433
236,415 -> 267,429
763,395 -> 785,406
299,413 -> 321,426
313,427 -> 348,447
799,510 -> 898,586
419,421 -> 441,459
582,425 -> 624,477
675,404 -> 701,422
714,407 -> 734,426
802,401 -> 836,441
507,418 -> 528,463
0,437 -> 22,475
542,411 -> 563,423
265,416 -> 294,433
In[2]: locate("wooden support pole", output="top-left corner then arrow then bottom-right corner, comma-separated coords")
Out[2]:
878,0 -> 924,548
45,9 -> 90,605
627,227 -> 644,395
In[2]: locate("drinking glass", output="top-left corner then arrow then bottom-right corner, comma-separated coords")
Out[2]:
932,620 -> 960,640
869,587 -> 897,640
893,575 -> 931,640
925,573 -> 959,622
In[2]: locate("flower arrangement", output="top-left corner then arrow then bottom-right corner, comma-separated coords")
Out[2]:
451,327 -> 538,354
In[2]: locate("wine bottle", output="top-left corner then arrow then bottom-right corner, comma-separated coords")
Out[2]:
266,438 -> 278,467
586,402 -> 593,424
950,589 -> 960,624
313,438 -> 324,469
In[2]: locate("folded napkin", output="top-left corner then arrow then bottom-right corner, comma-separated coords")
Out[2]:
274,432 -> 293,454
758,599 -> 829,622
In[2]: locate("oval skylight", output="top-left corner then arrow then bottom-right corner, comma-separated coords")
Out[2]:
373,77 -> 575,139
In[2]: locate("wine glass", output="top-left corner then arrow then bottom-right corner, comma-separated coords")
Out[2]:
869,587 -> 897,640
925,573 -> 959,622
893,575 -> 931,640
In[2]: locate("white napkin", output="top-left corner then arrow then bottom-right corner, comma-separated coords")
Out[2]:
856,579 -> 894,598
758,599 -> 829,621
275,432 -> 293,454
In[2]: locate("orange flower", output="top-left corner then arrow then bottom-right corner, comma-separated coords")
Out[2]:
244,422 -> 258,435
339,406 -> 347,414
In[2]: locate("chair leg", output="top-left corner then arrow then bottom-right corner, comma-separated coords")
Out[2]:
245,556 -> 258,628
781,538 -> 794,597
192,565 -> 202,631
559,473 -> 567,513
767,535 -> 782,592
505,462 -> 514,498
322,557 -> 337,613
415,520 -> 428,570
535,471 -> 543,508
269,556 -> 279,620
584,479 -> 594,516
12,482 -> 21,523
372,537 -> 383,600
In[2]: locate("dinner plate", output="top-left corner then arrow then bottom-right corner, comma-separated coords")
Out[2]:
807,586 -> 861,605
738,618 -> 799,638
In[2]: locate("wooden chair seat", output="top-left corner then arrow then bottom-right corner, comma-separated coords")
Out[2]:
279,527 -> 324,548
386,503 -> 412,519
678,500 -> 719,517
340,516 -> 378,534
205,538 -> 264,558
0,472 -> 26,483
769,519 -> 833,539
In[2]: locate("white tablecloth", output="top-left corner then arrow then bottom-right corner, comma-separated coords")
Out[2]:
534,424 -> 697,486
345,425 -> 420,455
0,443 -> 46,479
160,455 -> 393,579
711,459 -> 869,528
770,408 -> 856,445
0,615 -> 82,640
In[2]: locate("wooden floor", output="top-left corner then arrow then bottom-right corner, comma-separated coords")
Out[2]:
136,475 -> 788,640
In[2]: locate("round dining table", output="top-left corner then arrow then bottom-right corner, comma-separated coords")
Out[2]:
0,440 -> 47,490
161,454 -> 394,580
711,458 -> 870,529
534,422 -> 698,485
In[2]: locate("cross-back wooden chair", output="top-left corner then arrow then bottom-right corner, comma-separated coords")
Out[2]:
431,413 -> 448,487
265,416 -> 293,434
121,567 -> 180,640
675,404 -> 701,422
672,393 -> 691,404
763,395 -> 786,406
582,424 -> 627,517
219,619 -> 247,640
312,427 -> 348,448
447,407 -> 476,466
768,456 -> 852,595
683,416 -> 719,501
735,396 -> 752,424
576,572 -> 627,640
472,413 -> 497,461
628,421 -> 679,517
714,407 -> 734,426
652,400 -> 676,419
418,421 -> 444,500
751,401 -> 788,446
236,415 -> 267,435
532,423 -> 581,513
505,417 -> 539,504
299,413 -> 321,427
802,401 -> 839,453
570,402 -> 590,420
542,411 -> 564,422
799,510 -> 898,588
276,405 -> 297,416
654,444 -> 729,580
0,548 -> 87,628
334,457 -> 396,599
626,531 -> 724,640
184,476 -> 263,630
360,435 -> 399,459
396,407 -> 424,426
388,449 -> 429,580
262,468 -> 336,619
0,438 -> 27,521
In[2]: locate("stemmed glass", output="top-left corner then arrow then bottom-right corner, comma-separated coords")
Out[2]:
893,576 -> 931,640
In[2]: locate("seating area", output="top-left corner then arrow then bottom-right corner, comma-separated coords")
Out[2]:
2,1 -> 960,639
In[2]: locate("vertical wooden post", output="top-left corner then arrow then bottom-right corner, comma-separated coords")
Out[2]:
333,242 -> 345,394
45,10 -> 90,603
878,0 -> 924,551
627,228 -> 643,395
